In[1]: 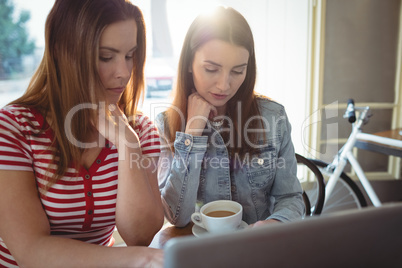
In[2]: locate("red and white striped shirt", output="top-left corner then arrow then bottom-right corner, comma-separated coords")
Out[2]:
0,105 -> 160,267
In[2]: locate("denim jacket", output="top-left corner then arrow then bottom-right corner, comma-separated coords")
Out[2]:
156,97 -> 305,226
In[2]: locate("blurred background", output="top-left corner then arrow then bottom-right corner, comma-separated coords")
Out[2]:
0,0 -> 309,148
0,0 -> 401,180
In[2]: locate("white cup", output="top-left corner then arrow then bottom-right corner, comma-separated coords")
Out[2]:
191,200 -> 243,233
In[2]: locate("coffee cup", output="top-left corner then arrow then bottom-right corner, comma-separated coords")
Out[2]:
191,200 -> 243,233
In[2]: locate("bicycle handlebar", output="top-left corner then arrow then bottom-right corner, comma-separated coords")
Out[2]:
345,99 -> 356,123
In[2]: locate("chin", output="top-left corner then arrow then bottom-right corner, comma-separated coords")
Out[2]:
105,95 -> 121,105
211,100 -> 229,107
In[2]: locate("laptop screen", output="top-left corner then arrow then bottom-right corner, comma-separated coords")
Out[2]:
164,203 -> 402,268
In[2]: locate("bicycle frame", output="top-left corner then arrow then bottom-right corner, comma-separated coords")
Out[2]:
324,106 -> 402,207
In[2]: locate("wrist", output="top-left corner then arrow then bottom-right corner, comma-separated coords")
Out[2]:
185,124 -> 205,136
185,128 -> 203,136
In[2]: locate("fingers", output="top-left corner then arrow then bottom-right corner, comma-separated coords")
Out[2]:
187,92 -> 216,119
96,104 -> 139,148
185,92 -> 215,136
108,104 -> 127,121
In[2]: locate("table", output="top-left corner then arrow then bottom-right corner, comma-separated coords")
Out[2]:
355,128 -> 402,157
149,222 -> 194,249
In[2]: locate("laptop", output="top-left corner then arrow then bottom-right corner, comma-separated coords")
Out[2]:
164,203 -> 402,268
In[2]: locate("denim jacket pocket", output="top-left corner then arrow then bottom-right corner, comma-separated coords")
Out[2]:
246,147 -> 277,188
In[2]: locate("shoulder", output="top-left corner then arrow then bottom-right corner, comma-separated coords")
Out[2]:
154,111 -> 167,132
133,112 -> 160,138
133,113 -> 160,156
1,105 -> 36,119
155,111 -> 167,125
133,113 -> 158,136
0,106 -> 42,170
0,105 -> 44,131
255,95 -> 286,115
134,113 -> 155,128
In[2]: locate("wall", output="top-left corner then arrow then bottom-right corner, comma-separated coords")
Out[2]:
320,0 -> 401,175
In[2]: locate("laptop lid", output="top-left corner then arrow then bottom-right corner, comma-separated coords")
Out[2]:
164,203 -> 402,268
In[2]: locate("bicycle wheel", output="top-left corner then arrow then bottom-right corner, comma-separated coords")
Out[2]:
296,154 -> 325,216
308,159 -> 367,214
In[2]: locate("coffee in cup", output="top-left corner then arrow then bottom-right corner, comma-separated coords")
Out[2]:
191,200 -> 243,233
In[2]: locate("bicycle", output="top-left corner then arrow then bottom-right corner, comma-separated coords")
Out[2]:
295,153 -> 325,217
306,99 -> 402,214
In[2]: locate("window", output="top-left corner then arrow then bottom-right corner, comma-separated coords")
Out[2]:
0,0 -> 311,156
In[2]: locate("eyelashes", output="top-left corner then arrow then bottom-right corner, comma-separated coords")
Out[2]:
99,57 -> 112,62
205,68 -> 244,75
99,54 -> 134,62
232,70 -> 244,75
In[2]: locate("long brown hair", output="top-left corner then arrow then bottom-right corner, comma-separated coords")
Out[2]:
10,0 -> 146,185
165,6 -> 262,157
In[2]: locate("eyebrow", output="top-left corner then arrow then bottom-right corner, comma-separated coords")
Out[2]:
99,46 -> 137,53
204,60 -> 248,68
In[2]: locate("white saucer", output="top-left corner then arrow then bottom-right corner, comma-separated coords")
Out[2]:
192,221 -> 248,237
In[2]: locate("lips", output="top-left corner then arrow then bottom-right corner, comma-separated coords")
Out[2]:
211,93 -> 228,100
108,87 -> 125,94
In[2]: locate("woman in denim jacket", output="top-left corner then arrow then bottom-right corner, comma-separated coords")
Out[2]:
157,6 -> 305,228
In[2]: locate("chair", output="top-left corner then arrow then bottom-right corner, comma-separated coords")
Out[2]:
295,153 -> 325,216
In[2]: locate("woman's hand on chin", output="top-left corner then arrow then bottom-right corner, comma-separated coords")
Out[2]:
96,103 -> 139,150
185,92 -> 217,136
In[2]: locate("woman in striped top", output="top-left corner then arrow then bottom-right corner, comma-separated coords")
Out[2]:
0,0 -> 164,267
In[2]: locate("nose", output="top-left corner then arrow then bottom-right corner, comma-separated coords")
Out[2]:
115,58 -> 131,81
216,72 -> 231,92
